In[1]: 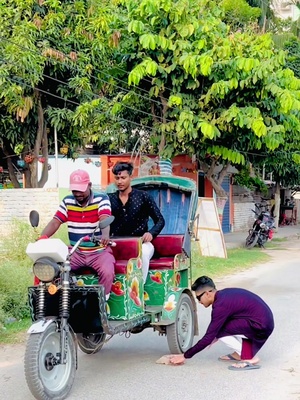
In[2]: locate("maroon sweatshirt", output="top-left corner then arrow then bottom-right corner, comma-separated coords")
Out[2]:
184,288 -> 274,359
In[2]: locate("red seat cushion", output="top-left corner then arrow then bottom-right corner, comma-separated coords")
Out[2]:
111,238 -> 140,261
115,260 -> 128,274
150,235 -> 184,270
149,258 -> 174,270
111,238 -> 141,275
152,235 -> 183,257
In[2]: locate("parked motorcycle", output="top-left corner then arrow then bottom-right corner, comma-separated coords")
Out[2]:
245,206 -> 275,249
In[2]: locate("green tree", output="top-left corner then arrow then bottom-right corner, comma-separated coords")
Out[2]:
221,0 -> 261,30
284,36 -> 300,78
0,0 -> 117,187
75,0 -> 300,201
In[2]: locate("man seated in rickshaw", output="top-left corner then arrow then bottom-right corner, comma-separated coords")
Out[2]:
108,161 -> 165,282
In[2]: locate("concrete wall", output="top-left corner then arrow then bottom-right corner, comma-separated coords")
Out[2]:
0,189 -> 59,237
232,201 -> 255,232
38,155 -> 102,189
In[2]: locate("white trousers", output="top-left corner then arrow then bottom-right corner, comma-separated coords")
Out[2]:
218,335 -> 247,355
141,242 -> 154,282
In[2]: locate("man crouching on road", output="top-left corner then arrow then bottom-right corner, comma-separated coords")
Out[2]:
170,276 -> 274,370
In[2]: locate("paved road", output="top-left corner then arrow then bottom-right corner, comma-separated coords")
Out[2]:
1,243 -> 300,400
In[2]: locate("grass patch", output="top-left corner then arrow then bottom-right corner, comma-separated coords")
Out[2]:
191,243 -> 271,280
0,318 -> 31,344
59,188 -> 69,202
0,218 -> 67,344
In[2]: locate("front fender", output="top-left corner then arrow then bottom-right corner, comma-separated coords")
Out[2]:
27,317 -> 57,334
161,287 -> 199,335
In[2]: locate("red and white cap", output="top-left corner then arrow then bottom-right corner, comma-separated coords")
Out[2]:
69,170 -> 90,192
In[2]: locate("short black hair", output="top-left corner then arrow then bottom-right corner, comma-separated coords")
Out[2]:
191,276 -> 216,292
112,161 -> 134,176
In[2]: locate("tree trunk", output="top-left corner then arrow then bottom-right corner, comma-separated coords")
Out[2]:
2,138 -> 21,188
204,160 -> 230,226
37,123 -> 49,188
27,92 -> 48,188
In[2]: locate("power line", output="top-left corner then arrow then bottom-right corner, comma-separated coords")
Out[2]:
0,37 -> 175,114
6,74 -> 157,133
0,54 -> 172,122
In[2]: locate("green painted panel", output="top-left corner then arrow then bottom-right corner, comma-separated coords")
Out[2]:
161,288 -> 186,322
108,257 -> 144,321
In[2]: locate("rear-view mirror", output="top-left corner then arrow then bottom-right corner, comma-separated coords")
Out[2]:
29,210 -> 40,228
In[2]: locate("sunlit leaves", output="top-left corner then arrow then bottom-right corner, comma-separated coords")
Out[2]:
128,58 -> 158,85
128,20 -> 145,34
206,145 -> 245,164
139,33 -> 157,50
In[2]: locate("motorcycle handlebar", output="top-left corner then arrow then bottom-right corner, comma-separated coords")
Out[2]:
68,236 -> 117,259
82,235 -> 116,247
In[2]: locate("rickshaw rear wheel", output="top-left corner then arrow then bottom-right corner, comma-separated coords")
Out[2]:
24,322 -> 76,400
77,333 -> 106,354
166,293 -> 195,354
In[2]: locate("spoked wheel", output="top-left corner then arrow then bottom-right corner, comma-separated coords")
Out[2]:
166,293 -> 195,354
77,333 -> 106,354
245,230 -> 259,249
24,322 -> 76,400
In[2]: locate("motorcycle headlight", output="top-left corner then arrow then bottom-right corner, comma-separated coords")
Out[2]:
33,258 -> 60,282
260,223 -> 267,229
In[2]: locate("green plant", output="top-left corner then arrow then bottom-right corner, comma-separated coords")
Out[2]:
2,218 -> 39,262
0,318 -> 31,344
0,218 -> 68,330
233,167 -> 268,194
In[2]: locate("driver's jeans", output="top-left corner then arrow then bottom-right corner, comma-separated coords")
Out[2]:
70,247 -> 115,297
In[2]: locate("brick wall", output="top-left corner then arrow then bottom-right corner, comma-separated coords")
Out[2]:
233,201 -> 255,232
0,189 -> 59,237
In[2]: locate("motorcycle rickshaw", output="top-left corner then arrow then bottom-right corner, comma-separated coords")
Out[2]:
25,175 -> 198,400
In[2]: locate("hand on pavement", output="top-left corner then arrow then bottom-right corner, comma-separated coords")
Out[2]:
169,354 -> 186,365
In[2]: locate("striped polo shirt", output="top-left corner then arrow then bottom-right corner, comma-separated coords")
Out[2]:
54,191 -> 111,251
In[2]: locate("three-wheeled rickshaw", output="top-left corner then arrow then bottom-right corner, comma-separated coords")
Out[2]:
25,175 -> 198,400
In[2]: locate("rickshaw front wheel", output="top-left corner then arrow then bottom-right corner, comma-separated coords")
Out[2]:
24,322 -> 76,400
166,293 -> 195,354
77,332 -> 106,354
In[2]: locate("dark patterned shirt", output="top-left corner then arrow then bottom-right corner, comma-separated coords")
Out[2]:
109,188 -> 165,238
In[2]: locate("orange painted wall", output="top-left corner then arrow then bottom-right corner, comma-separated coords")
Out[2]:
204,179 -> 213,197
101,154 -> 198,188
101,154 -> 224,208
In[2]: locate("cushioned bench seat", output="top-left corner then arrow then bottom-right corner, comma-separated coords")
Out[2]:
111,237 -> 141,274
111,235 -> 184,274
150,234 -> 184,270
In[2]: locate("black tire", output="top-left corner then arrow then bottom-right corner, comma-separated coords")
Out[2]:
24,322 -> 76,400
77,333 -> 106,354
245,231 -> 259,249
166,293 -> 195,354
